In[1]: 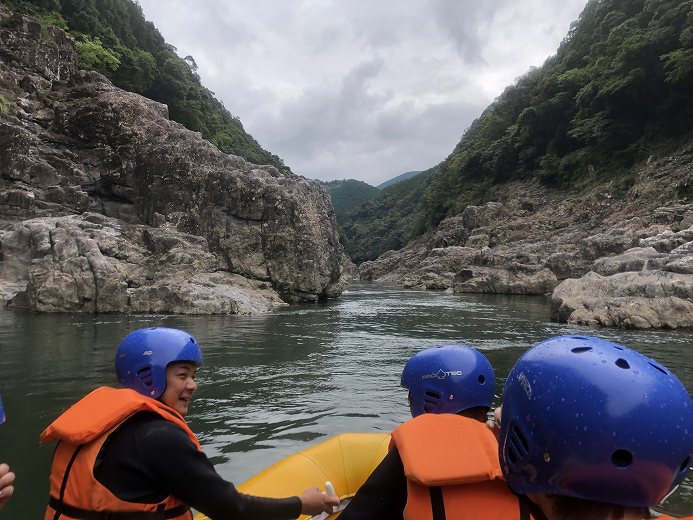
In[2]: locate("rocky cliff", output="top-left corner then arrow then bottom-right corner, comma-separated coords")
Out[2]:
360,151 -> 693,329
0,11 -> 346,313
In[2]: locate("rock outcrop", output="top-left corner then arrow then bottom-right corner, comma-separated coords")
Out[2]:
359,154 -> 693,328
0,12 -> 345,313
550,227 -> 693,328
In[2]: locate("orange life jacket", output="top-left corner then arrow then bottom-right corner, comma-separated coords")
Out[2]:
391,413 -> 533,520
658,516 -> 693,519
41,386 -> 201,520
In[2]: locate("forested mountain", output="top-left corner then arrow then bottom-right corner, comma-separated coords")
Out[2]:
322,179 -> 380,222
342,0 -> 693,262
341,169 -> 435,262
2,0 -> 289,171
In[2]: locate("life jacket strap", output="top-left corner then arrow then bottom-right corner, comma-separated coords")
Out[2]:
519,494 -> 549,520
48,496 -> 190,519
429,486 -> 446,520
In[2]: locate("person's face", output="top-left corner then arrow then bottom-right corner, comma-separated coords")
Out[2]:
160,362 -> 198,416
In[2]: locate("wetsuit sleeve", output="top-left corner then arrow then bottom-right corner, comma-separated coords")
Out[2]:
96,414 -> 301,520
136,420 -> 302,520
338,447 -> 407,520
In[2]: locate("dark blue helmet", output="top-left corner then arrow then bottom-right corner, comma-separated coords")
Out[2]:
401,344 -> 495,417
499,335 -> 693,507
115,327 -> 202,399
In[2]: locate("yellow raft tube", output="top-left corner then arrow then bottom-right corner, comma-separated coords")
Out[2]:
195,432 -> 390,519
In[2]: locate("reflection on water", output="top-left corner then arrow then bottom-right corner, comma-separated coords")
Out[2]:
0,282 -> 691,517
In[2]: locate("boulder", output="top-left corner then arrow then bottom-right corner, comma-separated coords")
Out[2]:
454,264 -> 557,295
591,247 -> 667,276
551,271 -> 693,329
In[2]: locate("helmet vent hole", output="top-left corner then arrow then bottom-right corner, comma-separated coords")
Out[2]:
611,449 -> 633,467
425,390 -> 440,399
478,375 -> 486,384
423,390 -> 440,413
648,362 -> 668,375
505,421 -> 528,468
504,421 -> 529,469
507,445 -> 518,464
570,346 -> 592,353
615,358 -> 630,369
512,423 -> 529,453
136,366 -> 154,388
680,456 -> 690,473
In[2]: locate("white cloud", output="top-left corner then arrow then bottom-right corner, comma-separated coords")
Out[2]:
137,0 -> 587,184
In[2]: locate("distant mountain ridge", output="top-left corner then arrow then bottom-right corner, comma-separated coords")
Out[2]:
376,170 -> 422,189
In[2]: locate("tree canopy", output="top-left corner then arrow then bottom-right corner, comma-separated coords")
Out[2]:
322,179 -> 380,223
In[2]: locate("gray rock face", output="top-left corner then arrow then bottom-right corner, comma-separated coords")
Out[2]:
549,227 -> 693,328
2,214 -> 283,314
591,247 -> 667,276
455,264 -> 557,295
0,13 -> 345,313
551,271 -> 693,329
0,15 -> 76,82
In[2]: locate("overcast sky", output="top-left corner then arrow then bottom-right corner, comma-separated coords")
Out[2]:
137,0 -> 587,185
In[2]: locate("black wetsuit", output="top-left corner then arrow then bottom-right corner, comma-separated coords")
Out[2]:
94,412 -> 302,520
338,448 -> 407,520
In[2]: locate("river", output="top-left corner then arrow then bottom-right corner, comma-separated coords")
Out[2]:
0,282 -> 691,517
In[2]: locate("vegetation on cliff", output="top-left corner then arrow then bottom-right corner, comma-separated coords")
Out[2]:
2,0 -> 289,172
341,0 -> 693,262
341,170 -> 436,262
322,179 -> 380,222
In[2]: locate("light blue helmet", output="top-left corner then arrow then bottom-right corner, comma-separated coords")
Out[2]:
401,344 -> 495,417
0,395 -> 5,425
115,327 -> 202,399
499,335 -> 693,507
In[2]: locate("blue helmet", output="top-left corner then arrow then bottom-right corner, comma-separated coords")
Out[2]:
499,335 -> 693,507
0,395 -> 5,425
115,327 -> 202,399
401,344 -> 495,417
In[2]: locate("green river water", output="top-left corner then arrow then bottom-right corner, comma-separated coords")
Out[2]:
0,282 -> 691,517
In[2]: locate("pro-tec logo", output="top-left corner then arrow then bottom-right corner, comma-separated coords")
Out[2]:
422,369 -> 463,380
518,372 -> 532,399
143,350 -> 153,356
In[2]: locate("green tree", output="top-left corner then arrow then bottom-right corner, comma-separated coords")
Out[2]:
74,35 -> 120,72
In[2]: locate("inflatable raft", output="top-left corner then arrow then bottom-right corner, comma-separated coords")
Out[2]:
195,432 -> 390,519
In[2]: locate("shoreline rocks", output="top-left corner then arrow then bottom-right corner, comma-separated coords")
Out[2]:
1,213 -> 286,314
359,160 -> 693,329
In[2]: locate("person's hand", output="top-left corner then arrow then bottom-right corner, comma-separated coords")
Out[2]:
486,405 -> 502,440
299,486 -> 340,516
0,463 -> 15,510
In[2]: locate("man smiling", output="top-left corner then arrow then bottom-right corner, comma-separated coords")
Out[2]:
159,361 -> 198,417
41,327 -> 337,520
